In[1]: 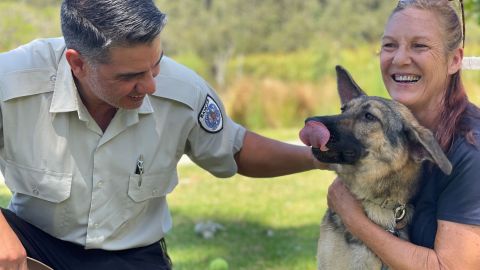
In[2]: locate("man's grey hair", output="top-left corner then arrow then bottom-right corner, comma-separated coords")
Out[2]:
61,0 -> 167,64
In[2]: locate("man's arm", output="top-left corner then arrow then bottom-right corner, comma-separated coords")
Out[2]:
0,211 -> 28,270
234,130 -> 328,177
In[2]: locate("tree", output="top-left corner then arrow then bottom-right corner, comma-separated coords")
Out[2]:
156,0 -> 323,89
0,2 -> 61,51
155,0 -> 396,89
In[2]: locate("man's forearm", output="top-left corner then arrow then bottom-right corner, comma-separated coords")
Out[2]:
235,131 -> 326,177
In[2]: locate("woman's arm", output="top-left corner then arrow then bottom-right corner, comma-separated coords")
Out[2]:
327,178 -> 480,270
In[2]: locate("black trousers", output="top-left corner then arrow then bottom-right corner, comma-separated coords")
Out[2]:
1,208 -> 172,270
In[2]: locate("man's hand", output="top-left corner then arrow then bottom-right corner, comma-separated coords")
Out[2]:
0,214 -> 28,270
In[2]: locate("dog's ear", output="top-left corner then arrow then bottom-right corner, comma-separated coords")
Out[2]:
404,120 -> 452,175
336,65 -> 367,105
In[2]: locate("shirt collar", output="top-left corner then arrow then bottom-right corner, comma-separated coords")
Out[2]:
137,95 -> 154,114
49,50 -> 79,113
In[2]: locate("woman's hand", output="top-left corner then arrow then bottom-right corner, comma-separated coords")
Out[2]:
327,177 -> 365,228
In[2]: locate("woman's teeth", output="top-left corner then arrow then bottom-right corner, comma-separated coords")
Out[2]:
393,74 -> 420,83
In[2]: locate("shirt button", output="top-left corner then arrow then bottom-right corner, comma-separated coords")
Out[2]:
97,181 -> 104,187
31,185 -> 39,195
94,223 -> 99,228
152,189 -> 159,196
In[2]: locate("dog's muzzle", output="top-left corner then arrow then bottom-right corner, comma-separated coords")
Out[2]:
305,116 -> 367,165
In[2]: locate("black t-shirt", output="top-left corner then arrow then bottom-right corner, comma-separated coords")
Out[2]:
410,113 -> 480,248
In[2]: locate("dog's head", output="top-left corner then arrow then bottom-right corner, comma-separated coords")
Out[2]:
302,66 -> 452,177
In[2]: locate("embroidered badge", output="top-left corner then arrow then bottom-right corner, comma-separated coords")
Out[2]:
198,95 -> 223,133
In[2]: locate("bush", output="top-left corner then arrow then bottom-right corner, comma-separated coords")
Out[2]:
224,76 -> 342,130
227,49 -> 332,83
0,2 -> 61,52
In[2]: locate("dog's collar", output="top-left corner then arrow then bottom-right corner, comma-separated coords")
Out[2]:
371,199 -> 410,270
393,204 -> 407,223
366,198 -> 409,228
386,203 -> 409,236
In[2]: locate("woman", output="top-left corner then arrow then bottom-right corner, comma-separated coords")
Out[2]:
327,0 -> 480,269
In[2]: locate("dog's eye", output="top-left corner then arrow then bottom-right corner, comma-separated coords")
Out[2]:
365,112 -> 377,121
340,105 -> 346,113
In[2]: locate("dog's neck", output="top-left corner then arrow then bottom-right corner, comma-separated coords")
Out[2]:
366,198 -> 406,210
339,160 -> 422,206
336,160 -> 422,230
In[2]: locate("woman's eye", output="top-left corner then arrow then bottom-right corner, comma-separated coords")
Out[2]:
382,43 -> 396,49
413,43 -> 428,49
365,112 -> 376,121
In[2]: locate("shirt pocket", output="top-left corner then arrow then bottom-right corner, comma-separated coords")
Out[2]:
4,160 -> 72,203
127,170 -> 178,202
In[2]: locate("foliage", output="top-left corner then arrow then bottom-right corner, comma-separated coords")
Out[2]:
17,0 -> 61,6
465,0 -> 480,24
221,44 -> 387,129
0,2 -> 61,52
1,0 -> 480,130
223,76 -> 335,129
156,0 -> 395,88
228,50 -> 331,83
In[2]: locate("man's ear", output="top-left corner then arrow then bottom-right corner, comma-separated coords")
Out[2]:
65,49 -> 88,78
447,47 -> 463,75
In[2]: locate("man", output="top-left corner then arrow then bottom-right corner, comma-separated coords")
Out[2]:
0,0 -> 324,269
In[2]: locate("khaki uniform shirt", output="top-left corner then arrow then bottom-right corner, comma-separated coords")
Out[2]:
0,38 -> 246,250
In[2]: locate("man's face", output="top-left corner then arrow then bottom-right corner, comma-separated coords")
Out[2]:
82,36 -> 163,110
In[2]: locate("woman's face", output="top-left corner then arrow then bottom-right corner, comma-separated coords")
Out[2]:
380,8 -> 460,114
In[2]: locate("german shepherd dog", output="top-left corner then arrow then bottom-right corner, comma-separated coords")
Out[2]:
303,66 -> 452,269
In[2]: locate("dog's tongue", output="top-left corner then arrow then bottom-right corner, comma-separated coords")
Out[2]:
299,121 -> 330,151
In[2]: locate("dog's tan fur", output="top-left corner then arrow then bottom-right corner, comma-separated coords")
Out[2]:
311,66 -> 452,270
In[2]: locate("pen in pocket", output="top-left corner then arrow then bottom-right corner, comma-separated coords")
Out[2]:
135,154 -> 144,187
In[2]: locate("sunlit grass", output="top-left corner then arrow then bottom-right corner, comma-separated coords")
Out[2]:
0,184 -> 10,208
254,127 -> 303,142
167,165 -> 335,270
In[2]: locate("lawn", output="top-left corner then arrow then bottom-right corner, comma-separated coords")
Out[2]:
0,183 -> 10,208
166,165 -> 334,270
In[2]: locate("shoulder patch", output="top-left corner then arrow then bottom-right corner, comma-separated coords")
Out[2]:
198,95 -> 223,133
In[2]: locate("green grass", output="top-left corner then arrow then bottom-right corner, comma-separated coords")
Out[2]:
0,183 -> 11,207
253,127 -> 303,142
0,168 -> 334,270
168,165 -> 334,270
